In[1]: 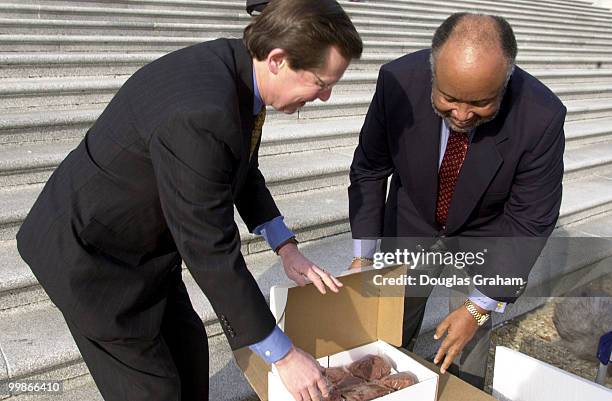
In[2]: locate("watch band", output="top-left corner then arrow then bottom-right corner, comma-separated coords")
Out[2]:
274,236 -> 299,254
464,299 -> 490,326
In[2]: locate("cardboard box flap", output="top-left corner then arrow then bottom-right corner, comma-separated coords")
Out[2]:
272,265 -> 407,358
236,265 -> 407,401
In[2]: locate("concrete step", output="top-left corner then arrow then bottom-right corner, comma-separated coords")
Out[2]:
346,8 -> 612,34
1,115 -> 611,189
351,15 -> 612,39
3,17 -> 612,47
1,84 -> 611,144
0,139 -> 355,191
563,141 -> 612,181
12,0 -> 612,17
1,1 -> 611,31
564,117 -> 612,148
2,163 -> 612,311
0,5 -> 610,43
2,210 -> 611,401
2,51 -> 612,80
564,97 -> 612,121
530,68 -> 612,84
340,1 -> 612,27
4,33 -> 612,55
3,73 -> 612,113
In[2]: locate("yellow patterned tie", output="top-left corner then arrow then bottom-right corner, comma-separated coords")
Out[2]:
250,107 -> 266,161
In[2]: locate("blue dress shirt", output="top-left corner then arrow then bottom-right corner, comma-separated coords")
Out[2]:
248,68 -> 295,364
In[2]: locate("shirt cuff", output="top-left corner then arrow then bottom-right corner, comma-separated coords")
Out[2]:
469,288 -> 507,313
253,216 -> 295,252
353,239 -> 377,258
248,326 -> 293,364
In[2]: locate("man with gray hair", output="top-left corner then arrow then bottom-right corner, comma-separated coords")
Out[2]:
349,13 -> 565,388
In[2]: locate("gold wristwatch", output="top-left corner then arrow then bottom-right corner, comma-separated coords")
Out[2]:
463,299 -> 490,326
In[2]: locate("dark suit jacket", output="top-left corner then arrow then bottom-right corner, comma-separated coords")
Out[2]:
348,49 -> 566,302
16,38 -> 278,348
246,0 -> 269,14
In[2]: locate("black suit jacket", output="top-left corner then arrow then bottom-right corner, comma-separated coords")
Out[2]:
17,38 -> 278,348
348,49 -> 566,302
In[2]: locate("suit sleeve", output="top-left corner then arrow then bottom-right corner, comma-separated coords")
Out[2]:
150,110 -> 276,350
234,148 -> 282,232
348,68 -> 395,238
469,104 -> 566,303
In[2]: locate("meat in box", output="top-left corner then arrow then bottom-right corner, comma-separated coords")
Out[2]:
234,264 -> 439,401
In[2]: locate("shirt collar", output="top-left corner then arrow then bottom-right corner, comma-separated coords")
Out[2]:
252,68 -> 264,115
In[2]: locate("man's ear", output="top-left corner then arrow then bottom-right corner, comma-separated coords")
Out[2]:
267,48 -> 288,75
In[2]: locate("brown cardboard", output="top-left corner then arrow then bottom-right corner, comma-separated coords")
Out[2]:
408,352 -> 497,401
234,264 -> 494,401
283,266 -> 407,358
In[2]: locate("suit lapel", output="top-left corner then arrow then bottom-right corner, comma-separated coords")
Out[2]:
407,106 -> 441,225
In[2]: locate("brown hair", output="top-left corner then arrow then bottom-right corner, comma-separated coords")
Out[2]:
243,0 -> 363,71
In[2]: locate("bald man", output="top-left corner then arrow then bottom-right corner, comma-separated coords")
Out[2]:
349,13 -> 565,388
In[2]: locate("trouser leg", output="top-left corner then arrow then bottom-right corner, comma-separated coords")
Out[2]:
161,270 -> 209,401
65,268 -> 209,401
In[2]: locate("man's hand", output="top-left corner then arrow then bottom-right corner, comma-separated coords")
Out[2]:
274,346 -> 329,401
432,303 -> 487,374
278,243 -> 342,294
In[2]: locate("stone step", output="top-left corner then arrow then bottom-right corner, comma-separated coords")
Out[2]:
340,1 -> 612,26
1,1 -> 611,30
0,139 -> 355,191
2,210 -> 611,401
0,6 -> 611,44
563,140 -> 612,181
1,116 -> 611,189
3,17 -> 612,47
2,51 -> 612,80
3,33 -> 612,55
346,8 -> 612,34
564,117 -> 612,148
351,15 -> 612,38
0,85 -> 611,144
3,73 -> 612,113
430,0 -> 612,14
13,0 -> 612,17
2,164 -> 612,312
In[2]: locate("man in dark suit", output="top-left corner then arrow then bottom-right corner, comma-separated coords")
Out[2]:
246,0 -> 269,15
16,1 -> 362,400
349,13 -> 565,388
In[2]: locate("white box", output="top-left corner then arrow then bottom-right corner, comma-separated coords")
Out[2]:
268,339 -> 439,401
492,346 -> 612,401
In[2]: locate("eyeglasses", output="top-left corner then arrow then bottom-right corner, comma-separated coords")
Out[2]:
310,70 -> 333,91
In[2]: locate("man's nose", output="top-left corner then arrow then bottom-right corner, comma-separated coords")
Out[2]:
451,104 -> 474,122
317,88 -> 332,102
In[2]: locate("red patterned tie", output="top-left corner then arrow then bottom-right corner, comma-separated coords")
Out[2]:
436,130 -> 469,228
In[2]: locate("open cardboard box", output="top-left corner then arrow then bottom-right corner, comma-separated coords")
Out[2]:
234,265 -> 496,401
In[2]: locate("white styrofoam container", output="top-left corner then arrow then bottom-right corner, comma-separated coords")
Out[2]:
268,340 -> 439,401
493,346 -> 612,401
